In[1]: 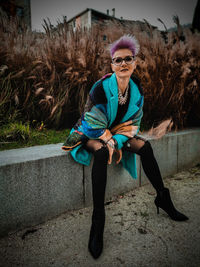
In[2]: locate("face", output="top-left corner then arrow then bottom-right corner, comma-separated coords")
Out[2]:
111,48 -> 137,79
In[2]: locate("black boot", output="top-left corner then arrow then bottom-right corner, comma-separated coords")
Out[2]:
155,188 -> 189,221
88,146 -> 108,259
88,209 -> 105,259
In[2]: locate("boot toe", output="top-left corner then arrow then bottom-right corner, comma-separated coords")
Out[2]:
88,237 -> 103,259
176,212 -> 189,221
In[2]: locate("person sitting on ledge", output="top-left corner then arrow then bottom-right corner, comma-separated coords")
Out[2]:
62,34 -> 189,260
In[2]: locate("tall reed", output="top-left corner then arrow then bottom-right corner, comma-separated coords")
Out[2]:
0,12 -> 199,130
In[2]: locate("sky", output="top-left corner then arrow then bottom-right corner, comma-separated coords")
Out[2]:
31,0 -> 198,32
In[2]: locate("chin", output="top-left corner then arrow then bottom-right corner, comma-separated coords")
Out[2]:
116,72 -> 132,79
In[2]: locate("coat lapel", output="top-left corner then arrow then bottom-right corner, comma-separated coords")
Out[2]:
103,73 -> 118,127
103,73 -> 141,127
121,78 -> 140,123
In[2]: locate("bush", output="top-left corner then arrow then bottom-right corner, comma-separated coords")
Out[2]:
0,12 -> 199,130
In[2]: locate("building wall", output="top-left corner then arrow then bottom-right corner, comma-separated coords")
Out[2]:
68,10 -> 90,30
82,11 -> 90,28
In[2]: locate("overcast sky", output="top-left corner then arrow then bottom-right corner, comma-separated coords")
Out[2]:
31,0 -> 197,32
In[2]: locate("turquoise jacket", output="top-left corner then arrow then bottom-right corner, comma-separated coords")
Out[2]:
69,73 -> 144,179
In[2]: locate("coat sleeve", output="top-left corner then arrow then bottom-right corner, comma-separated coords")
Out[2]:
112,96 -> 144,150
81,80 -> 113,142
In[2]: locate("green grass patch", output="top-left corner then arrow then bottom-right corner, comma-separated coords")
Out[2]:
0,122 -> 69,151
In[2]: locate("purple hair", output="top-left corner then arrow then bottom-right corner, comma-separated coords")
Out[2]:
110,34 -> 140,58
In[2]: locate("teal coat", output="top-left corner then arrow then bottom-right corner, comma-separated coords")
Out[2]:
69,73 -> 144,179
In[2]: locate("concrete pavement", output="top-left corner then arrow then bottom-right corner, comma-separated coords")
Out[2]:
0,165 -> 200,267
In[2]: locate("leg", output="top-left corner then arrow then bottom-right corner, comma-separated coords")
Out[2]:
83,139 -> 108,214
83,140 -> 109,259
124,136 -> 165,193
124,136 -> 188,221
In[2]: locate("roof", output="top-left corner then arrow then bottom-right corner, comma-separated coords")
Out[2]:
67,8 -> 121,23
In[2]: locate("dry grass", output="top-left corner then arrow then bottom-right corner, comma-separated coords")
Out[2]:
104,20 -> 200,130
0,12 -> 199,130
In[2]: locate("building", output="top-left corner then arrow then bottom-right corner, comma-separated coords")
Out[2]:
66,8 -> 120,31
0,0 -> 31,29
65,8 -> 157,36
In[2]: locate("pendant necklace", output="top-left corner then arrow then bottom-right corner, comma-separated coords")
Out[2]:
118,84 -> 129,105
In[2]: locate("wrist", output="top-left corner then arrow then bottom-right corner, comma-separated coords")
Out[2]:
111,137 -> 118,149
107,138 -> 115,149
107,138 -> 117,149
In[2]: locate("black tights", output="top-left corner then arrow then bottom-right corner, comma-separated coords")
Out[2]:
124,138 -> 165,193
92,147 -> 109,215
84,137 -> 165,215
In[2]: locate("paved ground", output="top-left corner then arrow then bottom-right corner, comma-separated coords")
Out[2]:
0,165 -> 200,267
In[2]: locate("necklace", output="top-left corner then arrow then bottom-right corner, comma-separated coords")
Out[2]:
118,84 -> 129,105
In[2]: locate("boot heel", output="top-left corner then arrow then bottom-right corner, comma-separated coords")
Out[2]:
155,188 -> 189,221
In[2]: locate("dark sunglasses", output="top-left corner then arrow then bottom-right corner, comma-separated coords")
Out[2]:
112,56 -> 135,66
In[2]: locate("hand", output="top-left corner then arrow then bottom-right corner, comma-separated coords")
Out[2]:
115,149 -> 122,164
106,139 -> 122,165
107,143 -> 115,165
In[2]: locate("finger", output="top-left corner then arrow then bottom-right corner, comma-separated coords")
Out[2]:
116,158 -> 120,164
109,149 -> 113,164
116,150 -> 122,164
107,145 -> 111,164
118,150 -> 122,163
107,145 -> 113,164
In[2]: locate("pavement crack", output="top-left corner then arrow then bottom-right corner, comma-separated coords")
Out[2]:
21,228 -> 40,240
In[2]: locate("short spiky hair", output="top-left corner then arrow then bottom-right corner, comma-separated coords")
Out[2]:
110,34 -> 140,58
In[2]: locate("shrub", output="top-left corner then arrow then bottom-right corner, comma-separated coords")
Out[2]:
0,12 -> 199,130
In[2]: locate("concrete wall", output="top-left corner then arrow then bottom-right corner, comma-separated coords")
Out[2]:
0,129 -> 200,237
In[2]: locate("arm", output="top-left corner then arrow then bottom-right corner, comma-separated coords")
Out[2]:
81,80 -> 112,143
112,100 -> 144,149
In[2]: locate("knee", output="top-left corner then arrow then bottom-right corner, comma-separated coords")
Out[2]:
93,146 -> 109,162
137,140 -> 153,157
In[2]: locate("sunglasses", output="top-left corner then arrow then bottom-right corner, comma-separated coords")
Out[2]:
112,56 -> 135,66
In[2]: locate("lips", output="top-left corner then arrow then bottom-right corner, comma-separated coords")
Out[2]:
120,69 -> 128,72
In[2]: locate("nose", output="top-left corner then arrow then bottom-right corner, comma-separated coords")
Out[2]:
121,59 -> 127,66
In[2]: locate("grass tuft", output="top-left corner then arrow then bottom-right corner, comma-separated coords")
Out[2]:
0,122 -> 69,151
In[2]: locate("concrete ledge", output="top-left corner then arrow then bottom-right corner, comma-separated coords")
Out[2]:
0,149 -> 83,237
84,155 -> 140,207
177,130 -> 200,171
0,129 -> 200,237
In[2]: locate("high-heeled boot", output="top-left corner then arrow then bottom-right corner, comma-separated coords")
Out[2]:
155,188 -> 189,221
88,209 -> 105,259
